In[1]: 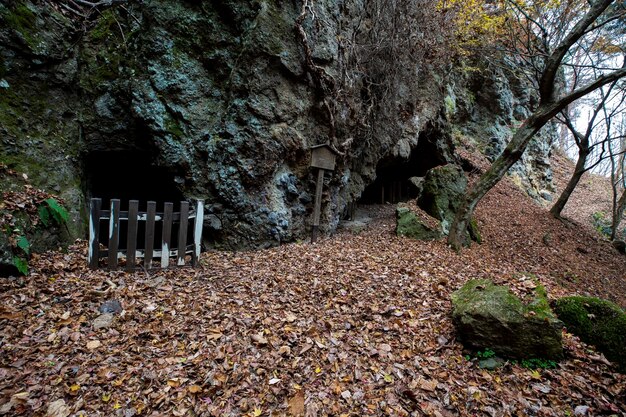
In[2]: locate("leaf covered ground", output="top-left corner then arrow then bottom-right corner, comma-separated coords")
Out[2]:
1,158 -> 626,416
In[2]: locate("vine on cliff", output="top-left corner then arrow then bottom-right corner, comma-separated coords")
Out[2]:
295,0 -> 459,158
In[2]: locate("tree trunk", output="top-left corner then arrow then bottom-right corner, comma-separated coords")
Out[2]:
448,121 -> 542,250
611,189 -> 626,241
549,150 -> 589,218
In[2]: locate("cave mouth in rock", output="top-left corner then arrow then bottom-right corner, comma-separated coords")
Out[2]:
359,135 -> 447,205
83,150 -> 188,249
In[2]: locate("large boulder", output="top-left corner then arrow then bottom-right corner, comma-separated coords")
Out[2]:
554,296 -> 626,372
452,279 -> 564,359
395,207 -> 441,240
417,164 -> 467,233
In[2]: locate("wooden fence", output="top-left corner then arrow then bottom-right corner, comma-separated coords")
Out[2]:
88,198 -> 204,270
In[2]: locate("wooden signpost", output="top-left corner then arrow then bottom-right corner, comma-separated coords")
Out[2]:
310,144 -> 338,243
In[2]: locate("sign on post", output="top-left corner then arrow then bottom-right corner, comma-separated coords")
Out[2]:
310,144 -> 338,243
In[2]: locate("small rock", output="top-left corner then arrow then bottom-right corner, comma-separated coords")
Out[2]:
478,357 -> 504,370
341,390 -> 352,400
100,300 -> 123,314
93,313 -> 115,330
574,405 -> 590,416
539,189 -> 553,201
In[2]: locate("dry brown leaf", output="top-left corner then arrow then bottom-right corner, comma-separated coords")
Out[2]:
86,340 -> 101,350
46,399 -> 70,417
288,390 -> 305,416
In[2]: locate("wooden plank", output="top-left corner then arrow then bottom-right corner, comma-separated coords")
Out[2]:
161,202 -> 173,268
192,200 -> 204,267
311,168 -> 325,243
144,201 -> 156,269
108,199 -> 121,269
102,245 -> 194,259
88,198 -> 102,269
126,200 -> 139,271
177,201 -> 189,266
98,211 -> 192,221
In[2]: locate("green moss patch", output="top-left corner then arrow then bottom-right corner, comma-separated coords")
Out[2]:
554,296 -> 626,372
452,279 -> 563,359
395,207 -> 441,240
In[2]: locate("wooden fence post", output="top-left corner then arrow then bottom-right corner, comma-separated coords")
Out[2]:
126,200 -> 139,271
108,199 -> 120,269
144,201 -> 156,270
161,202 -> 173,268
192,200 -> 204,266
177,201 -> 189,266
88,198 -> 102,269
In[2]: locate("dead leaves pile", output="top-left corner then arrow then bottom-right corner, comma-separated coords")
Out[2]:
1,168 -> 626,416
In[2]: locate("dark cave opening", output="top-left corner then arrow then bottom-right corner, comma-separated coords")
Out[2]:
84,150 -> 185,208
359,134 -> 447,204
83,150 -> 190,250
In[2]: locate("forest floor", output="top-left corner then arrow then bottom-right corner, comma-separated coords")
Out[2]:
1,153 -> 626,417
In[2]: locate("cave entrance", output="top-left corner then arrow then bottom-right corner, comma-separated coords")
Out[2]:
83,150 -> 187,250
359,134 -> 447,204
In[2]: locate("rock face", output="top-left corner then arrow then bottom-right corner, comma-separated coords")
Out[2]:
0,1 -> 454,249
417,164 -> 467,232
395,207 -> 441,241
447,65 -> 558,202
554,296 -> 626,372
0,1 -> 557,250
452,279 -> 564,359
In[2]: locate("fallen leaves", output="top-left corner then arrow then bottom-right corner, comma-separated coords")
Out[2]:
86,340 -> 101,350
46,399 -> 70,417
288,390 -> 305,415
0,164 -> 625,416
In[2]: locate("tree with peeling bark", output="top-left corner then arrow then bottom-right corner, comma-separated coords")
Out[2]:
448,0 -> 626,250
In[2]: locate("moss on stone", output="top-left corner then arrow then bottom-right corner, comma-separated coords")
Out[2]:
2,3 -> 41,50
554,296 -> 626,372
395,207 -> 441,240
3,3 -> 36,32
165,115 -> 184,138
452,279 -> 563,359
89,10 -> 117,41
527,284 -> 555,320
468,217 -> 482,243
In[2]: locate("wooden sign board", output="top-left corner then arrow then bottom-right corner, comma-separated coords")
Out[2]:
310,144 -> 337,171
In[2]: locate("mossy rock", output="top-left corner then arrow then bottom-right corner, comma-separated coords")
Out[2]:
395,207 -> 441,240
554,296 -> 626,372
452,279 -> 563,359
417,164 -> 467,225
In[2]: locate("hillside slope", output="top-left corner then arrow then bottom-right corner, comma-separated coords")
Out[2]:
0,162 -> 625,416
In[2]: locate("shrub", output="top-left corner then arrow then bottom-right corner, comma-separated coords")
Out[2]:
591,211 -> 612,237
554,296 -> 626,373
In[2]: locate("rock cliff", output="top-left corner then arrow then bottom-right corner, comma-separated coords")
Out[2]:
0,1 -> 554,250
